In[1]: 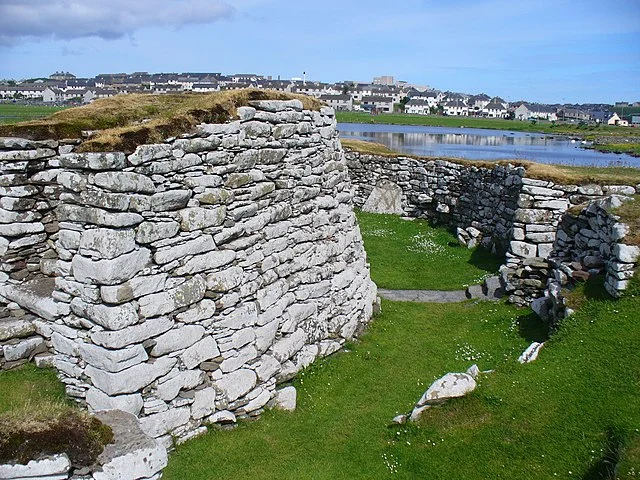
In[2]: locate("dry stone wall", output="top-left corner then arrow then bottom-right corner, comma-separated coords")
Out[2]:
345,150 -> 639,305
346,152 -> 524,251
0,100 -> 377,447
0,137 -> 64,284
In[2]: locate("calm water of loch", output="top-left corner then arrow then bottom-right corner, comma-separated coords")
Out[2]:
338,123 -> 639,168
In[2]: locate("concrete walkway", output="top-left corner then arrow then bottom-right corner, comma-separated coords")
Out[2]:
378,288 -> 469,303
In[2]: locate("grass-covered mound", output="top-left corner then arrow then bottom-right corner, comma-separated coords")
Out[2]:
0,365 -> 112,466
356,211 -> 502,290
342,138 -> 640,187
0,89 -> 322,153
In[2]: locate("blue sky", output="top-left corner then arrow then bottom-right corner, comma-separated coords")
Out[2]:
1,0 -> 638,104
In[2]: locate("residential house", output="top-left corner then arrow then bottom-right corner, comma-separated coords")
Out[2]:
405,99 -> 431,115
607,112 -> 629,126
407,89 -> 441,108
443,100 -> 469,116
514,103 -> 558,121
319,94 -> 353,111
468,94 -> 491,111
482,98 -> 508,118
560,108 -> 591,122
361,96 -> 394,113
0,85 -> 45,99
192,83 -> 219,93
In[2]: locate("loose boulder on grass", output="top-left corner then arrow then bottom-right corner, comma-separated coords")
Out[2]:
409,366 -> 478,422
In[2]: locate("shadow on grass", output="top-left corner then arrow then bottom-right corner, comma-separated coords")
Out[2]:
516,312 -> 549,343
582,427 -> 628,480
467,246 -> 504,274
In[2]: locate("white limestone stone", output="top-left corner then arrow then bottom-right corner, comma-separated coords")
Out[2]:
93,171 -> 156,194
0,454 -> 70,479
191,387 -> 216,419
518,342 -> 544,364
91,316 -> 174,349
206,266 -> 244,292
416,372 -> 477,407
151,325 -> 205,356
156,369 -> 204,401
216,368 -> 256,402
70,298 -> 138,331
85,356 -> 177,395
135,221 -> 180,244
274,386 -> 297,411
100,273 -> 168,304
176,299 -> 217,323
86,387 -> 144,416
272,329 -> 307,362
72,248 -> 151,285
79,343 -> 148,373
176,249 -> 236,275
79,228 -> 136,259
181,335 -> 220,369
139,276 -> 206,318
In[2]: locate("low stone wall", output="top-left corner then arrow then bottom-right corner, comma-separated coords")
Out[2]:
0,100 -> 377,448
345,149 -> 639,305
553,196 -> 639,297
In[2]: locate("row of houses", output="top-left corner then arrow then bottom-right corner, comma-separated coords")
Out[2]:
0,72 -> 635,125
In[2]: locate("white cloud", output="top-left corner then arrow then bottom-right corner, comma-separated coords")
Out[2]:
0,0 -> 235,45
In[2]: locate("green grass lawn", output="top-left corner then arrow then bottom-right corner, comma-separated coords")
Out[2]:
356,211 -> 502,290
0,364 -> 66,414
0,104 -> 67,125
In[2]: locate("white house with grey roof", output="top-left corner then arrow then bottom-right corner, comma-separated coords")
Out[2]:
319,94 -> 353,111
361,96 -> 394,113
405,99 -> 431,115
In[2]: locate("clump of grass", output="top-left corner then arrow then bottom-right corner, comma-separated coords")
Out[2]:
0,365 -> 112,467
0,89 -> 322,153
0,402 -> 113,466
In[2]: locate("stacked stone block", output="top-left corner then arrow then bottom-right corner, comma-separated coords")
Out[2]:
553,195 -> 639,297
40,100 -> 376,445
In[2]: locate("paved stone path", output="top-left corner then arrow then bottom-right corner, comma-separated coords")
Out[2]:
378,288 -> 469,303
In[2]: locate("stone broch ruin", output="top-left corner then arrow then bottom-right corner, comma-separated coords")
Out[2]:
1,96 -> 638,478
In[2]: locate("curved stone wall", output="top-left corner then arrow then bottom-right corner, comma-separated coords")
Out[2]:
0,100 -> 377,445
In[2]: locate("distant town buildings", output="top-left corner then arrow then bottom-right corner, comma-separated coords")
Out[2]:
0,71 -> 635,124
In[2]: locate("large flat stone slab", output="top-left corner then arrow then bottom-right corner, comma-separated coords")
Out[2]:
378,289 -> 468,303
93,410 -> 167,480
0,277 -> 58,320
